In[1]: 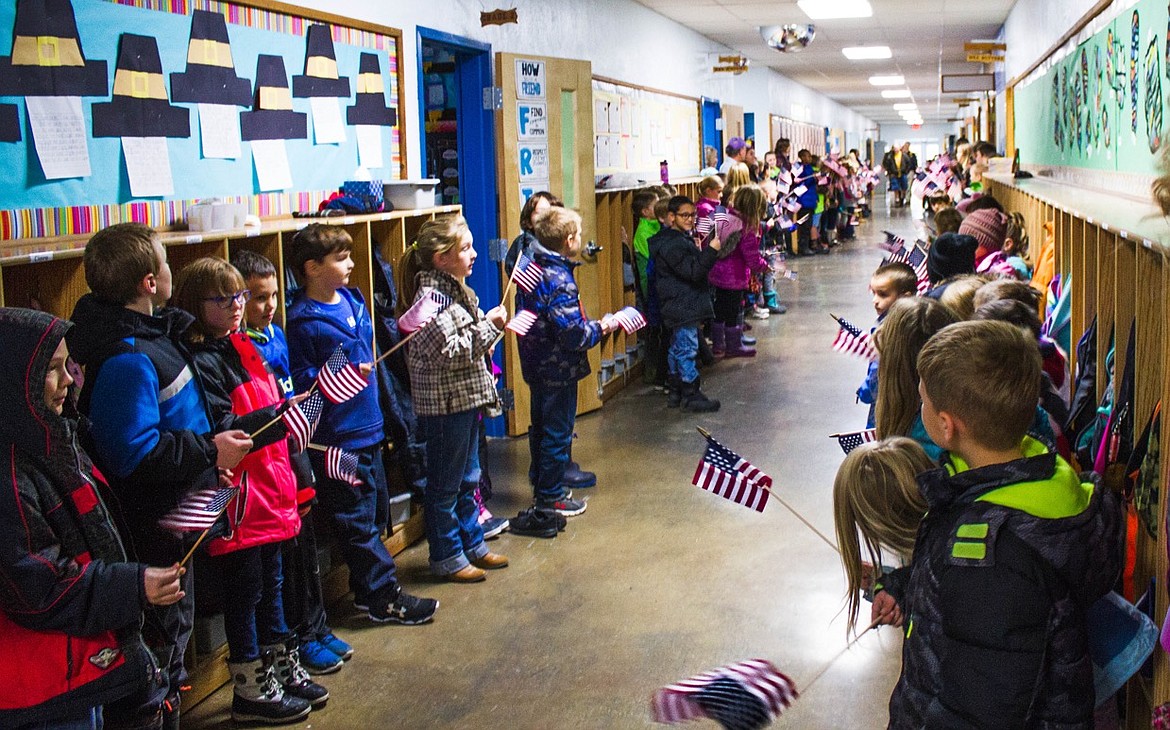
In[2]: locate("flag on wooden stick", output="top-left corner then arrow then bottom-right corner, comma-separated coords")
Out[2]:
511,252 -> 544,293
692,430 -> 772,513
887,241 -> 930,294
652,658 -> 799,730
317,343 -> 368,404
398,289 -> 452,334
611,306 -> 648,334
830,314 -> 877,362
834,428 -> 877,454
324,446 -> 361,486
282,391 -> 324,453
506,309 -> 538,336
159,480 -> 241,533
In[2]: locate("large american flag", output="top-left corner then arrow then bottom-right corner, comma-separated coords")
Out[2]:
282,391 -> 324,453
317,343 -> 368,404
398,289 -> 452,334
692,434 -> 772,513
652,658 -> 798,729
511,252 -> 544,293
324,446 -> 361,486
158,483 -> 240,533
835,428 -> 877,454
831,315 -> 877,362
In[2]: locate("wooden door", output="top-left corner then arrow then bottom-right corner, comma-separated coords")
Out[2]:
496,52 -> 600,436
721,103 -> 744,147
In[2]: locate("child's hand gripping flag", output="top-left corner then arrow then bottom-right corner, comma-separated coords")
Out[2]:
316,343 -> 368,405
652,658 -> 798,730
398,289 -> 452,334
692,429 -> 772,513
830,313 -> 877,362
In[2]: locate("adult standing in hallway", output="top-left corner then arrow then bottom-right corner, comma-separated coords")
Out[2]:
882,143 -> 912,207
720,137 -> 747,175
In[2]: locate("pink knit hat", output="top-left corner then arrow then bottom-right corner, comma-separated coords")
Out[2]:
959,208 -> 1008,263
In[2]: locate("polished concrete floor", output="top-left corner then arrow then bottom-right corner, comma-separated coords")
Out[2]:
188,203 -> 921,729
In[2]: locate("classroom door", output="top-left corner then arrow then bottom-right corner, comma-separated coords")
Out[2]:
701,97 -> 721,166
721,104 -> 744,150
496,52 -> 600,436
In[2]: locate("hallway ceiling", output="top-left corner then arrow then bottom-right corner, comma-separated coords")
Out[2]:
632,0 -> 1015,130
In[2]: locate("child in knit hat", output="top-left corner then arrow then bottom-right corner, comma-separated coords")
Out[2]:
959,208 -> 1009,265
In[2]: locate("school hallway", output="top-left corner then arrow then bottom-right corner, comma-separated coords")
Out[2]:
187,204 -> 917,729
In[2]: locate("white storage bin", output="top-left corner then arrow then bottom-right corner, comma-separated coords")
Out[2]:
186,201 -> 247,232
384,179 -> 440,210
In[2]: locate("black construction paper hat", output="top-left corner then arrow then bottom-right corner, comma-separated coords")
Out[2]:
0,0 -> 107,97
240,55 -> 307,141
92,33 -> 190,138
291,24 -> 350,98
346,52 -> 397,126
170,9 -> 252,106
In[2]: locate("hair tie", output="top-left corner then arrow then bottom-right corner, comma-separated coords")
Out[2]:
409,241 -> 418,251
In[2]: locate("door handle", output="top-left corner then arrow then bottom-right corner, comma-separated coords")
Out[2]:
585,240 -> 603,257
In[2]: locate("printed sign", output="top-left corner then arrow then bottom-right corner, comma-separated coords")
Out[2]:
515,58 -> 546,100
518,102 -> 547,139
520,179 -> 550,205
518,142 -> 549,181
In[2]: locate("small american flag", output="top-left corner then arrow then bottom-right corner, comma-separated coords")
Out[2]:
692,433 -> 772,513
879,230 -> 906,253
283,391 -> 324,453
835,428 -> 877,454
324,446 -> 361,486
782,269 -> 798,281
831,315 -> 877,362
652,658 -> 798,730
158,482 -> 240,533
317,344 -> 368,404
399,289 -> 452,334
506,309 -> 538,336
888,242 -> 931,294
511,252 -> 544,293
611,306 -> 647,334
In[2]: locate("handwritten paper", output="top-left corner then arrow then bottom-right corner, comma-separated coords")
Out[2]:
198,103 -> 241,159
355,125 -> 383,169
251,138 -> 292,191
122,137 -> 174,197
26,96 -> 91,179
310,97 -> 346,145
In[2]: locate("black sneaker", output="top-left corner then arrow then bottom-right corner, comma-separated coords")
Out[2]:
263,644 -> 329,709
533,507 -> 567,531
368,585 -> 438,625
481,516 -> 509,539
535,495 -> 587,517
509,507 -> 559,538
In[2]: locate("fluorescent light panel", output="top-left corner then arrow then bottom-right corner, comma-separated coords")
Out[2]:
892,103 -> 918,111
869,75 -> 905,86
842,46 -> 891,60
798,0 -> 872,20
881,89 -> 912,98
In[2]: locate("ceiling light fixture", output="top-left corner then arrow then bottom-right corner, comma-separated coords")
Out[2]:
869,75 -> 905,86
881,89 -> 912,98
760,24 -> 817,52
892,103 -> 918,111
842,46 -> 891,60
797,0 -> 872,20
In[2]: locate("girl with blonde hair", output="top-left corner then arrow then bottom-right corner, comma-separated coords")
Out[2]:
833,437 -> 934,633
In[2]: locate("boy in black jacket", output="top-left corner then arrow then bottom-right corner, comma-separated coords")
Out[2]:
648,196 -> 722,412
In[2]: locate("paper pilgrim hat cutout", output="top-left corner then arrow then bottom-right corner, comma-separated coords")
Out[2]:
92,34 -> 191,138
0,0 -> 107,97
170,9 -> 252,106
239,55 -> 307,141
292,24 -> 351,98
347,52 -> 397,127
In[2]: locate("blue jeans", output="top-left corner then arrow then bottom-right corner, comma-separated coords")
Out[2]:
309,444 -> 398,606
418,410 -> 489,575
14,707 -> 102,730
215,542 -> 290,662
668,326 -> 700,383
528,382 -> 578,502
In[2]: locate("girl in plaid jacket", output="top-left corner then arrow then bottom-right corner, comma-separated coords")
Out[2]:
399,216 -> 511,583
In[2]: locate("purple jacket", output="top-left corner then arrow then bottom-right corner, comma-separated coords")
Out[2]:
708,211 -> 768,291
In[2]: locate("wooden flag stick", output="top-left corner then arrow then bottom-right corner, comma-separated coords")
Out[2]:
372,327 -> 421,367
179,522 -> 216,568
799,616 -> 883,695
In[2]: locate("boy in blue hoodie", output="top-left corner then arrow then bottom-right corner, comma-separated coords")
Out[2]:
285,224 -> 437,626
68,223 -> 253,729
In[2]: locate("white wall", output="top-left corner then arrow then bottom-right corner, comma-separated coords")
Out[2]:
292,0 -> 875,178
1003,0 -> 1102,80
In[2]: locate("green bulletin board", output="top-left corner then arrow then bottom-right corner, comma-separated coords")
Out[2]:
1013,0 -> 1169,177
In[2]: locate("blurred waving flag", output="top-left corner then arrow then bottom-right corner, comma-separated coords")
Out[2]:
611,306 -> 648,334
879,230 -> 906,253
652,658 -> 798,730
317,344 -> 368,404
887,241 -> 930,294
830,314 -> 877,362
324,446 -> 361,486
283,391 -> 324,453
506,309 -> 538,337
692,431 -> 772,513
834,428 -> 877,454
399,289 -> 452,334
511,252 -> 544,293
159,479 -> 242,533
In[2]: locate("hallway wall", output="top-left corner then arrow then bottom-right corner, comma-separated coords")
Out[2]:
1003,0 -> 1101,80
292,0 -> 877,178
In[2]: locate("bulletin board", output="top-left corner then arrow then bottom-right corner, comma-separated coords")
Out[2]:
591,76 -> 700,180
768,113 -> 826,157
1012,0 -> 1168,177
0,0 -> 406,241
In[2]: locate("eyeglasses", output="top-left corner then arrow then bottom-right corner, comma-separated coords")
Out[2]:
203,290 -> 251,309
675,212 -> 697,219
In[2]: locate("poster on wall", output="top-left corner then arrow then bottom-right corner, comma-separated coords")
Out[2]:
520,179 -> 549,205
518,142 -> 549,181
515,58 -> 545,100
518,102 -> 546,140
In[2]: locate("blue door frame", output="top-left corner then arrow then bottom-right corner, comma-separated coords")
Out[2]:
416,27 -> 505,435
701,97 -> 721,168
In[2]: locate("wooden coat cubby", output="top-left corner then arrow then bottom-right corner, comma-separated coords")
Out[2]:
985,174 -> 1170,728
0,204 -> 459,706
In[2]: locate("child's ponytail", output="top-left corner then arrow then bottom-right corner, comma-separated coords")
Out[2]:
396,215 -> 472,315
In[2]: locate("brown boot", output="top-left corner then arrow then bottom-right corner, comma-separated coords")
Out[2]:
472,552 -> 509,570
446,565 -> 487,583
